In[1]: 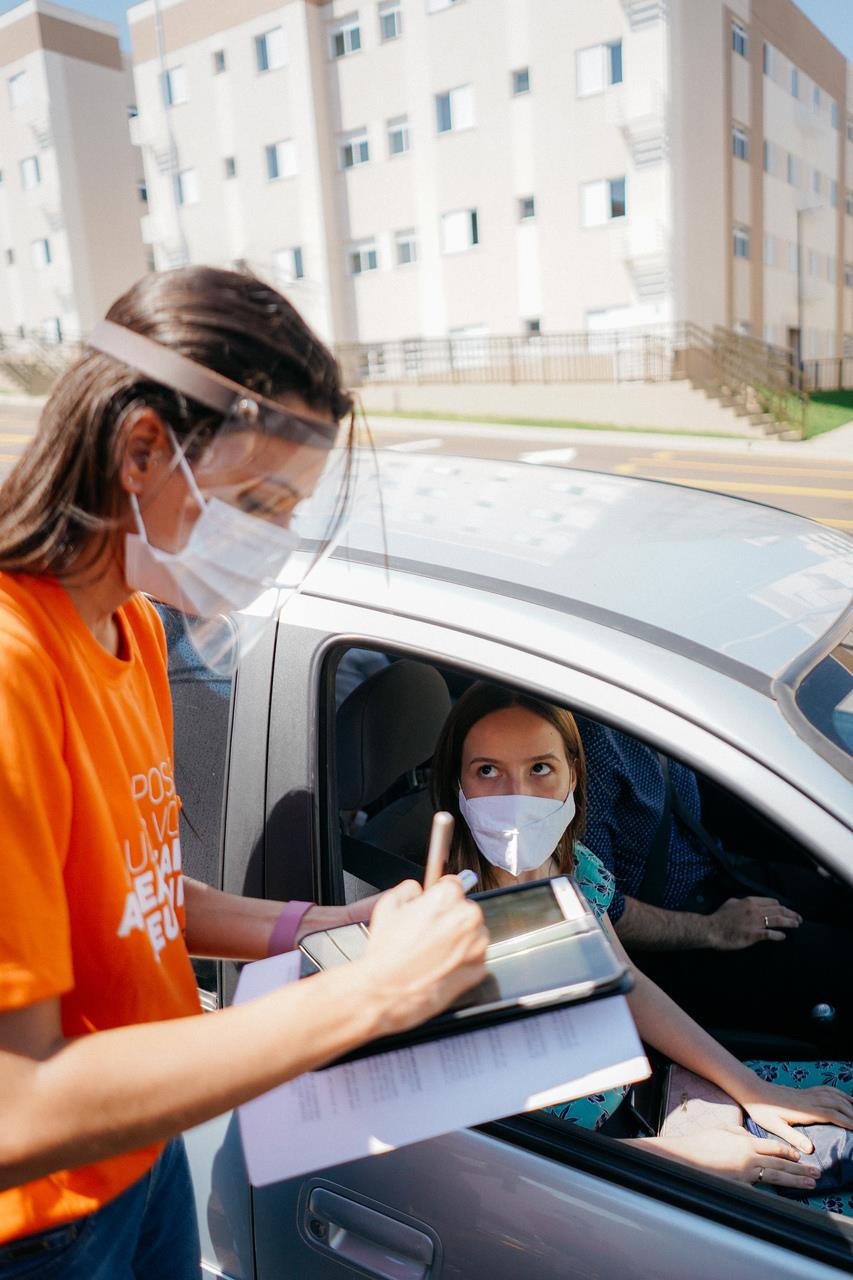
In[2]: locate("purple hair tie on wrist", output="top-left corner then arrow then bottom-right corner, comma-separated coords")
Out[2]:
267,901 -> 314,956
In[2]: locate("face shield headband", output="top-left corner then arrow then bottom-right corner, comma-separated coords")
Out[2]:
88,319 -> 352,675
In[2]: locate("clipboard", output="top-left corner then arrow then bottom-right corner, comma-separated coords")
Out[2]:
299,875 -> 632,1065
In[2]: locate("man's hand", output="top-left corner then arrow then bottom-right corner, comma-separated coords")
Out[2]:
704,897 -> 802,951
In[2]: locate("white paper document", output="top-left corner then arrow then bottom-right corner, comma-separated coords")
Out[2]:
235,949 -> 649,1187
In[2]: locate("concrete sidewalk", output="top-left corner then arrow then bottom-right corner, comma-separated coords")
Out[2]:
365,413 -> 853,462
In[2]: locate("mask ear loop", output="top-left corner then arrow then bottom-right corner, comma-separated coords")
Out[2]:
165,427 -> 208,512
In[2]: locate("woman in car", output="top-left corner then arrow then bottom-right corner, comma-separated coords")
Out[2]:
432,681 -> 853,1191
0,266 -> 487,1278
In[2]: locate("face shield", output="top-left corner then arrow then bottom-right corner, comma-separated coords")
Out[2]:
88,319 -> 358,674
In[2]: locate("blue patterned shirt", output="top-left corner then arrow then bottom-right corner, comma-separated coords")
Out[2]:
576,717 -> 716,923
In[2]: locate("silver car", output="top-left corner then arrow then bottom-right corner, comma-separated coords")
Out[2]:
167,452 -> 853,1280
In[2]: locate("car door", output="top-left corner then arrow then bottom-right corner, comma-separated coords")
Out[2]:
239,595 -> 853,1280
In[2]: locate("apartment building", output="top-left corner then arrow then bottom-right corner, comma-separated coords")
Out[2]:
0,0 -> 147,343
123,0 -> 850,356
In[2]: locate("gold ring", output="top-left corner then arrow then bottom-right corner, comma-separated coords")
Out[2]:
757,1166 -> 765,1183
763,915 -> 770,929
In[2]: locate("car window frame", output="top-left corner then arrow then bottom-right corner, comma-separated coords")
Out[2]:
312,630 -> 853,1269
774,604 -> 853,785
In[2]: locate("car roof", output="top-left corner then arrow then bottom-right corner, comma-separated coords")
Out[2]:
313,451 -> 853,684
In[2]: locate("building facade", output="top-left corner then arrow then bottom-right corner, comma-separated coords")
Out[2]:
0,0 -> 147,343
130,0 -> 853,356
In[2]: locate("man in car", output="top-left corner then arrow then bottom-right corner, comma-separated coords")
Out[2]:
577,716 -> 852,1049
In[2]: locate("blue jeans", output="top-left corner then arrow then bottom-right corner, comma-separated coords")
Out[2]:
0,1138 -> 201,1279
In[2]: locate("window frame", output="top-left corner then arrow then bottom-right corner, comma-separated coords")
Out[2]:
265,138 -> 297,181
19,154 -> 40,191
330,16 -> 362,58
733,226 -> 750,260
732,21 -> 748,58
378,0 -> 402,41
387,115 -> 411,157
212,48 -> 226,74
518,195 -> 536,221
435,83 -> 475,135
340,129 -> 371,169
394,229 -> 418,267
440,207 -> 479,254
162,64 -> 188,107
732,124 -> 749,162
256,25 -> 287,72
512,66 -> 530,96
349,239 -> 379,275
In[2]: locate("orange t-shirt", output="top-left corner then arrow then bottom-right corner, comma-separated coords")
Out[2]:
0,574 -> 201,1245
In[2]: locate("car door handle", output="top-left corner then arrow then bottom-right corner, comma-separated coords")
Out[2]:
305,1187 -> 435,1280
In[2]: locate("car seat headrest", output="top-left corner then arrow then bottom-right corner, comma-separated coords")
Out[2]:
336,659 -> 451,810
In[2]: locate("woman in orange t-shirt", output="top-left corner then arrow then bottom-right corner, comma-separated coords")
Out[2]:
0,267 -> 487,1278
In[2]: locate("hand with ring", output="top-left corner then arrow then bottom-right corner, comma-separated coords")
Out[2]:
705,896 -> 802,950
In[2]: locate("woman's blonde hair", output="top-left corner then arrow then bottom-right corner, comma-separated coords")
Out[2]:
430,682 -> 587,890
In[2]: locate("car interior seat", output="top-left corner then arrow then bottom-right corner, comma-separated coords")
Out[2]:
336,658 -> 452,888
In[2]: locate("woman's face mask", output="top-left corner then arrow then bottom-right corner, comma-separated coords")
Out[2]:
458,705 -> 577,877
458,788 -> 576,876
125,431 -> 300,618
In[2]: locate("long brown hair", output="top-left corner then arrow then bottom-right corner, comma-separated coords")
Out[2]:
431,682 -> 587,889
0,266 -> 354,577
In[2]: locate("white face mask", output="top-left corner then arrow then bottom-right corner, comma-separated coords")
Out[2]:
124,438 -> 299,618
457,788 -> 576,877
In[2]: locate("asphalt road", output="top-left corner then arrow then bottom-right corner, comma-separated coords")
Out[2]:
2,400 -> 851,533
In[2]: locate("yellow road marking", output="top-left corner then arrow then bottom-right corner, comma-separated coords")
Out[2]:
663,477 -> 853,500
614,462 -> 638,475
623,457 -> 853,481
819,517 -> 853,530
0,433 -> 32,444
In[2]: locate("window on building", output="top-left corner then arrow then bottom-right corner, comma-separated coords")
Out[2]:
581,176 -> 626,225
788,241 -> 798,273
30,237 -> 51,268
137,179 -> 148,203
331,16 -> 361,58
441,207 -> 479,253
790,66 -> 799,98
7,71 -> 30,109
733,225 -> 749,259
848,117 -> 853,142
512,67 -> 530,95
266,139 -> 297,179
127,104 -> 138,119
340,129 -> 370,168
832,100 -> 840,129
19,155 -> 40,191
762,42 -> 775,77
387,115 -> 410,156
831,179 -> 838,208
175,168 -> 199,206
763,233 -> 775,266
813,168 -> 821,195
162,65 -> 188,106
828,255 -> 836,283
732,125 -> 749,161
732,22 -> 748,57
212,48 -> 226,74
808,248 -> 820,277
763,139 -> 774,173
787,153 -> 800,186
273,245 -> 304,282
427,0 -> 463,11
847,191 -> 853,216
42,316 -> 62,344
524,317 -> 541,335
518,195 -> 536,220
349,240 -> 379,274
812,83 -> 821,111
256,26 -> 287,71
435,84 -> 474,133
379,1 -> 402,41
845,263 -> 853,288
224,156 -> 237,178
576,40 -> 623,96
395,229 -> 417,266
5,249 -> 14,265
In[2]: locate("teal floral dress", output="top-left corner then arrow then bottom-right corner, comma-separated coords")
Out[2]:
542,841 -> 629,1131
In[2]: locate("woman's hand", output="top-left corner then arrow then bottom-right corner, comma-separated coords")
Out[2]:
354,877 -> 488,1037
649,1126 -> 820,1189
739,1080 -> 853,1153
